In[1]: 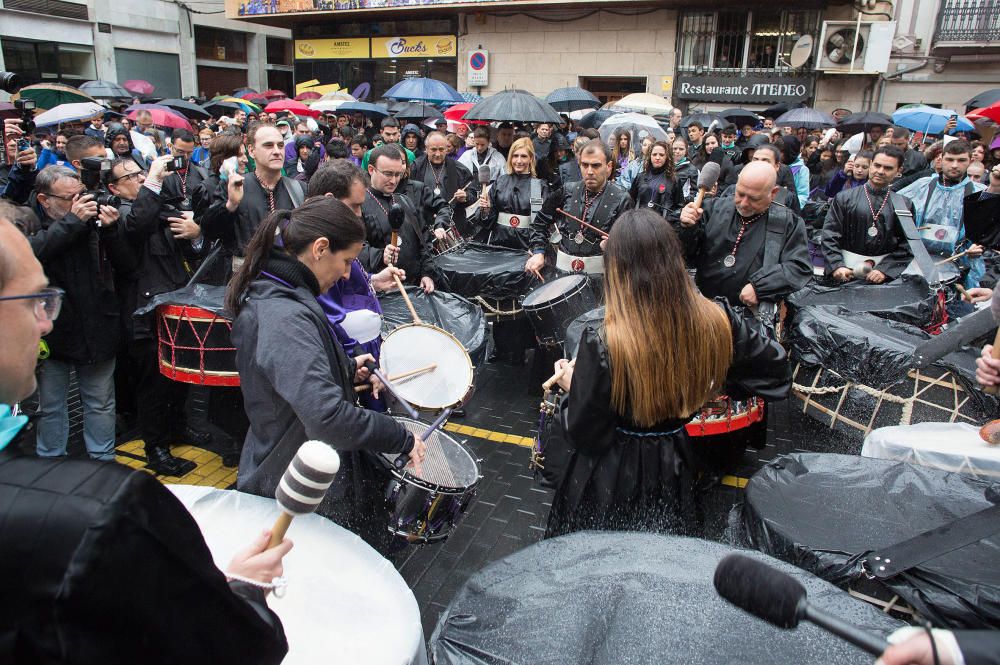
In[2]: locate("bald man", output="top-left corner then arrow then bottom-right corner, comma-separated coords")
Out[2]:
679,161 -> 812,312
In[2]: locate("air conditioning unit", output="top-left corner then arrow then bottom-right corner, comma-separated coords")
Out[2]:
817,20 -> 896,74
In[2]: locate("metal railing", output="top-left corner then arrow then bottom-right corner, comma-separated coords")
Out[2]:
934,0 -> 1000,43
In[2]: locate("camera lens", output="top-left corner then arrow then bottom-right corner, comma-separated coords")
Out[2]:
0,71 -> 21,94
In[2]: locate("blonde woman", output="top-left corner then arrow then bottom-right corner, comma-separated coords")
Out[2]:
476,136 -> 550,250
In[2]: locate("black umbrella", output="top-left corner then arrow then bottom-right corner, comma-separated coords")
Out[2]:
718,108 -> 760,127
545,86 -> 600,113
761,102 -> 805,119
577,109 -> 621,130
836,111 -> 893,135
393,102 -> 444,122
202,100 -> 242,118
965,88 -> 1000,110
773,107 -> 836,129
464,89 -> 561,124
680,113 -> 722,129
158,98 -> 212,120
79,80 -> 131,99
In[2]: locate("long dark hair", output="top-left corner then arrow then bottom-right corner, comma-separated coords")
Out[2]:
225,196 -> 365,313
643,140 -> 675,178
603,209 -> 732,424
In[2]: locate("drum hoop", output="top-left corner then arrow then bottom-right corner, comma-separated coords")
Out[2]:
384,419 -> 480,492
381,323 -> 474,410
523,276 -> 590,311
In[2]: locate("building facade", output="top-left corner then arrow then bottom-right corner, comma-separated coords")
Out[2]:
0,0 -> 292,100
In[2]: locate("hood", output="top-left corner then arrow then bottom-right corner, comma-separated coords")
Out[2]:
104,122 -> 134,150
741,133 -> 770,157
781,135 -> 801,164
402,123 -> 422,137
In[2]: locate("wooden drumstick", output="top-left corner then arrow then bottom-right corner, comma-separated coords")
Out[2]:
542,358 -> 576,392
935,248 -> 975,265
447,182 -> 472,205
393,275 -> 423,325
557,208 -> 609,239
269,441 -> 341,549
354,363 -> 438,391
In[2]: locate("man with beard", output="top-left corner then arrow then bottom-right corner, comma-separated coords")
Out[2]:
408,132 -> 474,237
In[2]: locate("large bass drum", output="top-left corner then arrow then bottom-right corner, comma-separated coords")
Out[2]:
379,287 -> 488,367
429,242 -> 543,321
521,274 -> 598,348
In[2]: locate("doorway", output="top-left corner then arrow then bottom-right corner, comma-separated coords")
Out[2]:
579,76 -> 647,105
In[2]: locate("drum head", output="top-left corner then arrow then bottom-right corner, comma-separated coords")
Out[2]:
381,324 -> 473,410
387,417 -> 479,490
522,274 -> 587,308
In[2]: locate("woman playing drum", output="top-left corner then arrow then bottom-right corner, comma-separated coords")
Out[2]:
226,196 -> 426,553
475,136 -> 550,251
543,209 -> 790,538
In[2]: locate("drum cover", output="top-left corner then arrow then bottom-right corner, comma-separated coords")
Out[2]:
135,283 -> 230,318
522,274 -> 587,309
379,288 -> 487,367
563,306 -> 605,358
786,275 -> 936,327
429,242 -> 536,301
737,453 -> 1000,629
380,325 -> 473,410
430,531 -> 902,665
386,417 -> 478,489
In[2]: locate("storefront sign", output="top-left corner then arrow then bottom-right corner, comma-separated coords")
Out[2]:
675,74 -> 814,104
294,38 -> 369,60
371,35 -> 457,59
467,49 -> 489,87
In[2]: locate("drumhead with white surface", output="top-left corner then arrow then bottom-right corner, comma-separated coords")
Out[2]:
380,324 -> 473,411
522,274 -> 586,309
862,422 -> 1000,480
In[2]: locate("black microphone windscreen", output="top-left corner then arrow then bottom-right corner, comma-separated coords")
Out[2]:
713,554 -> 806,629
388,203 -> 405,230
698,162 -> 721,190
478,166 -> 492,185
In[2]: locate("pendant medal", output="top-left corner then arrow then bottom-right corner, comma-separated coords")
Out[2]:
868,225 -> 878,237
647,201 -> 655,208
575,231 -> 585,245
434,187 -> 441,196
723,254 -> 737,268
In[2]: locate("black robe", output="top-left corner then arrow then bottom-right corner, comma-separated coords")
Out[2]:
477,173 -> 551,251
543,301 -> 791,538
679,197 -> 812,306
820,184 -> 915,280
963,190 -> 1000,249
399,177 -> 454,233
529,181 -> 633,258
409,155 -> 475,234
0,449 -> 287,665
200,173 -> 303,257
359,188 -> 432,285
628,168 -> 685,221
558,158 -> 582,187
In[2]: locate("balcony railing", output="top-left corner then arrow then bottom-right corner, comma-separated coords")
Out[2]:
934,0 -> 1000,44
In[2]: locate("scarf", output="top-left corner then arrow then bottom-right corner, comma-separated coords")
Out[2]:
261,248 -> 321,297
0,404 -> 27,452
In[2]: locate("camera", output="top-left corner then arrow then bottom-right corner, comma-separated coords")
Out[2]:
0,71 -> 21,95
79,156 -> 122,209
14,98 -> 36,136
165,155 -> 187,172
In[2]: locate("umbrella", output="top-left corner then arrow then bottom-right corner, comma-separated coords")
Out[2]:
34,102 -> 107,128
545,87 -> 600,113
969,104 -> 1000,124
460,91 -> 483,104
577,109 -> 622,130
966,89 -> 1000,110
383,77 -> 463,104
319,90 -> 356,103
0,103 -> 17,118
761,102 -> 805,119
309,100 -> 351,114
393,102 -> 444,122
892,104 -> 974,135
122,80 -> 155,96
79,80 -> 131,99
13,83 -> 95,110
836,111 -> 893,135
127,107 -> 191,131
157,98 -> 212,120
295,91 -> 322,102
441,102 -> 489,126
464,89 -> 561,124
598,112 -> 670,144
240,92 -> 268,104
611,92 -> 673,116
217,97 -> 261,113
337,101 -> 390,118
264,99 -> 321,118
262,89 -> 287,100
232,87 -> 258,97
680,112 -> 723,129
718,108 -> 760,127
202,100 -> 242,117
991,135 -> 1000,150
774,108 -> 836,129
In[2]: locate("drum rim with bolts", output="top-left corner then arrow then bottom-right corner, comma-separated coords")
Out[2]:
381,416 -> 481,494
380,322 -> 475,412
522,273 -> 589,310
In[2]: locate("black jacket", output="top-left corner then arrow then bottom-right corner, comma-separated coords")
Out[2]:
359,189 -> 433,284
409,155 -> 475,231
477,172 -> 551,250
558,159 -> 582,187
820,185 -> 914,280
629,168 -> 686,221
28,199 -> 137,364
0,449 -> 287,664
963,190 -> 1000,249
529,180 -> 633,257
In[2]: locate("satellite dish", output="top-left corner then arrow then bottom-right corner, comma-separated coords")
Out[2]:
789,35 -> 814,69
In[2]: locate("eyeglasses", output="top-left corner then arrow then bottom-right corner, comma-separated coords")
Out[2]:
42,191 -> 82,202
112,170 -> 146,183
0,287 -> 65,321
373,167 -> 406,180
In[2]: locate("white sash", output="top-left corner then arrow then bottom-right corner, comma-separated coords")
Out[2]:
556,249 -> 604,274
497,212 -> 534,229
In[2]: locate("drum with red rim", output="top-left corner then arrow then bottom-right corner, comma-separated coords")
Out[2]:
156,304 -> 239,386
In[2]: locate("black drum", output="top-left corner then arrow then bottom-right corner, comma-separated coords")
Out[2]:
563,306 -> 604,358
379,287 -> 488,367
429,242 -> 543,321
521,274 -> 598,348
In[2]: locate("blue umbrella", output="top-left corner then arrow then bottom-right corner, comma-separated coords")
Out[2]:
384,77 -> 462,104
460,91 -> 482,104
545,87 -> 600,113
337,101 -> 390,118
892,105 -> 974,135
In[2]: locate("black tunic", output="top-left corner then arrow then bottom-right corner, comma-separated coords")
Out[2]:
477,173 -> 551,251
544,301 -> 791,537
409,155 -> 475,234
679,197 -> 812,306
820,184 -> 914,280
399,178 -> 454,233
359,188 -> 432,285
200,173 -> 303,256
529,181 -> 633,257
628,167 -> 685,221
963,190 -> 1000,249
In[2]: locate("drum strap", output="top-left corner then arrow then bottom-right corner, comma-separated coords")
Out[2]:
864,502 -> 1000,580
889,191 -> 939,284
530,178 -> 544,216
285,177 -> 305,209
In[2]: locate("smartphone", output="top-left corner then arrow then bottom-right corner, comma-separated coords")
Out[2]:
165,155 -> 186,172
17,138 -> 30,153
219,156 -> 239,181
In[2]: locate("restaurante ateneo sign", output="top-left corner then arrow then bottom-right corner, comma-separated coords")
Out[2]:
675,75 -> 814,103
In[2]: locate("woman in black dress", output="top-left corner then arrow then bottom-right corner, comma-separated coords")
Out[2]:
629,140 -> 686,222
475,136 -> 551,251
543,209 -> 790,537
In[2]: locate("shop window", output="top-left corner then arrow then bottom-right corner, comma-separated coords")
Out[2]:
195,26 -> 248,63
1,38 -> 94,86
677,9 -> 820,73
267,37 -> 293,66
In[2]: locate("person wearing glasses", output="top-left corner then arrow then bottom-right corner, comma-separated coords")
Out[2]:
26,165 -> 136,461
360,144 -> 435,293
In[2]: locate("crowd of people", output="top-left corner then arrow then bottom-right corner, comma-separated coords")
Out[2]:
1,94 -> 1000,663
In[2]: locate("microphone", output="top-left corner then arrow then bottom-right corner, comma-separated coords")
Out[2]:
693,161 -> 721,211
478,164 -> 492,188
852,262 -> 872,279
713,553 -> 889,656
270,440 -> 341,548
388,203 -> 405,254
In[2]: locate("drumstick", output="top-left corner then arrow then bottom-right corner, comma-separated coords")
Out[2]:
954,283 -> 971,303
447,182 -> 472,205
393,408 -> 453,471
359,358 -> 420,418
542,358 -> 576,392
557,208 -> 609,239
354,364 -> 438,391
935,248 -> 975,265
269,441 -> 341,549
393,275 -> 423,325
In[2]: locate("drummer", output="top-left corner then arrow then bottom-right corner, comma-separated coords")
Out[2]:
225,196 -> 426,554
526,140 -> 632,278
542,210 -> 789,537
409,131 -> 476,238
476,137 -> 551,251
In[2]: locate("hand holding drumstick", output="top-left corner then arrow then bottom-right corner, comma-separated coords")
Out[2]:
544,358 -> 576,393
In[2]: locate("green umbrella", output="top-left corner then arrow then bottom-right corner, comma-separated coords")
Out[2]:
14,83 -> 95,110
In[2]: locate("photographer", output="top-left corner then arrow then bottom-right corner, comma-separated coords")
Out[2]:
27,164 -> 136,460
1,118 -> 38,204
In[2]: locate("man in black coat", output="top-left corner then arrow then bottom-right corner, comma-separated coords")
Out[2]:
409,131 -> 474,237
0,214 -> 290,665
963,164 -> 1000,249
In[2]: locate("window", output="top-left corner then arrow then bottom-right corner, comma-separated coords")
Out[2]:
115,49 -> 181,98
1,39 -> 94,86
677,9 -> 820,73
194,27 -> 248,63
267,37 -> 293,65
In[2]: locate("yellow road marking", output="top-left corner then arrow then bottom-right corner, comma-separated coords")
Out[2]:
116,439 -> 238,488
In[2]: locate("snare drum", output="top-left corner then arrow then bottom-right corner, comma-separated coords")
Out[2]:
685,396 -> 765,437
382,417 -> 480,543
522,274 -> 599,348
430,242 -> 539,321
432,226 -> 464,256
156,304 -> 239,386
380,323 -> 474,413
